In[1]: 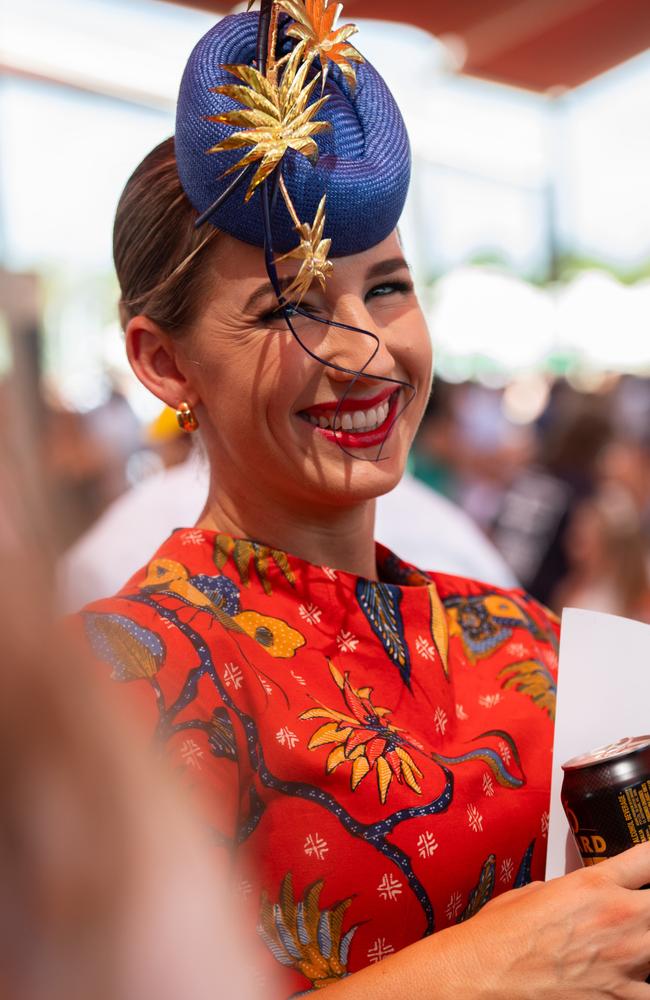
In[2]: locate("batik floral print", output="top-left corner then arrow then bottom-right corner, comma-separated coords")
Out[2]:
444,593 -> 557,718
258,873 -> 359,989
78,529 -> 559,998
498,658 -> 557,720
138,556 -> 305,658
445,593 -> 556,659
301,659 -> 525,805
301,661 -> 423,803
214,533 -> 296,595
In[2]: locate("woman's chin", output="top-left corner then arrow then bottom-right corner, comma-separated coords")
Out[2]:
298,450 -> 408,507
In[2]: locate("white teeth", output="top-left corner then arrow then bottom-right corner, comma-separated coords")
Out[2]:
304,395 -> 394,433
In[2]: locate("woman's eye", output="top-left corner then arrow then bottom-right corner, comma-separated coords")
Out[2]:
259,302 -> 299,324
367,280 -> 413,300
259,301 -> 323,325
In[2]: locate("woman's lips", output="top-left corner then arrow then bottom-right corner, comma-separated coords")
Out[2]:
297,389 -> 400,449
301,385 -> 395,416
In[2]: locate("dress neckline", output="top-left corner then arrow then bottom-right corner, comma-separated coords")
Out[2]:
169,527 -> 434,591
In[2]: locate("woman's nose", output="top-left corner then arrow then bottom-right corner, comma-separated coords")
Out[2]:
314,296 -> 396,383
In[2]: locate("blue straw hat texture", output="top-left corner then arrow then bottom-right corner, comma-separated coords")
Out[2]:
175,12 -> 411,257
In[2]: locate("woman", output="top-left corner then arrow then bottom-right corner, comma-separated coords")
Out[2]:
78,4 -> 650,997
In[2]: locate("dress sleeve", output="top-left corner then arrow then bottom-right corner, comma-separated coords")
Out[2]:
73,593 -> 242,861
524,593 -> 562,647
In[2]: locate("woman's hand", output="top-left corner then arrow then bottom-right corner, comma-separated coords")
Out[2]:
322,843 -> 650,1000
436,842 -> 650,999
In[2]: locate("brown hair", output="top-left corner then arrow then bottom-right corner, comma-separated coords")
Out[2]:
113,136 -> 220,333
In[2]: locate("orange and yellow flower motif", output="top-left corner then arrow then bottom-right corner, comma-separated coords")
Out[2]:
300,661 -> 423,804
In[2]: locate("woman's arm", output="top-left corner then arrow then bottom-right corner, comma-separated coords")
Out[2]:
320,844 -> 650,1000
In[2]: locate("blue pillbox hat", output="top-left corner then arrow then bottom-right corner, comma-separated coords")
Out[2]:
175,11 -> 411,257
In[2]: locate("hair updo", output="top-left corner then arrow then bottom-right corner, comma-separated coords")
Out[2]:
113,137 -> 220,334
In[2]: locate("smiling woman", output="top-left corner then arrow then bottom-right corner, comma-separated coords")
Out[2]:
119,140 -> 430,572
72,3 -> 650,999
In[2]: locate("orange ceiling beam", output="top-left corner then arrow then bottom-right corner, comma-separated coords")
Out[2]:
163,0 -> 650,91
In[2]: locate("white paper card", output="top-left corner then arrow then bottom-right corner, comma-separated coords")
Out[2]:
546,607 -> 650,880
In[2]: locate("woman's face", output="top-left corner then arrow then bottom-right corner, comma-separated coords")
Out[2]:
173,229 -> 433,513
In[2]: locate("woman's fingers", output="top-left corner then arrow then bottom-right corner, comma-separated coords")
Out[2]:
599,843 -> 650,890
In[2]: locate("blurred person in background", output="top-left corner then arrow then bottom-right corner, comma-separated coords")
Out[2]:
70,5 -> 650,998
43,381 -> 141,550
599,433 -> 650,526
552,483 -> 650,622
0,413 -> 257,1000
408,376 -> 458,497
551,426 -> 650,622
411,379 -> 533,532
490,385 -> 613,608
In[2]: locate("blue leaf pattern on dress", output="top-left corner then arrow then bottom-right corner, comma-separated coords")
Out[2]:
355,579 -> 411,688
318,910 -> 333,958
514,839 -> 536,888
83,612 -> 165,681
457,854 -> 496,922
208,707 -> 237,760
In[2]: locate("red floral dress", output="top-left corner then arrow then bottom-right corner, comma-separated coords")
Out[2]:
79,528 -> 558,996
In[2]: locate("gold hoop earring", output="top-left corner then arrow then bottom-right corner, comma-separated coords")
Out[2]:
176,401 -> 199,433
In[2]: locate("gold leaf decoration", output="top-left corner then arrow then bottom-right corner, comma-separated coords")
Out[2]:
280,0 -> 364,91
207,40 -> 331,200
276,194 -> 333,303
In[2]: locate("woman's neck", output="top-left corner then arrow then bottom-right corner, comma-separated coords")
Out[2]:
196,477 -> 379,580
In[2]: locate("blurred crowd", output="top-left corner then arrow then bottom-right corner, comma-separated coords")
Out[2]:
36,370 -> 650,623
413,374 -> 650,622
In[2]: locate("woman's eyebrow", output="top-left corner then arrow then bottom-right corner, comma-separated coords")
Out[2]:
243,276 -> 294,314
365,257 -> 410,282
243,257 -> 410,313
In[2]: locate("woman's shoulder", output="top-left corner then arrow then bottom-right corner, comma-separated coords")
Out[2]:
77,527 -> 209,609
71,530 -> 205,675
426,568 -> 561,647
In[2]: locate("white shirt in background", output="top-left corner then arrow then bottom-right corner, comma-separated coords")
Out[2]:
59,458 -> 516,612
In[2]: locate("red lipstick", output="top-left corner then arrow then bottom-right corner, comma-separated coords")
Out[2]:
300,385 -> 395,417
298,388 -> 400,450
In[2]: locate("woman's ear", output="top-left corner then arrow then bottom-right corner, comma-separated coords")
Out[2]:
125,315 -> 198,410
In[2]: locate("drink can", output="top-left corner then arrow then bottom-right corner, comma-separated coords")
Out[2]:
561,735 -> 650,866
